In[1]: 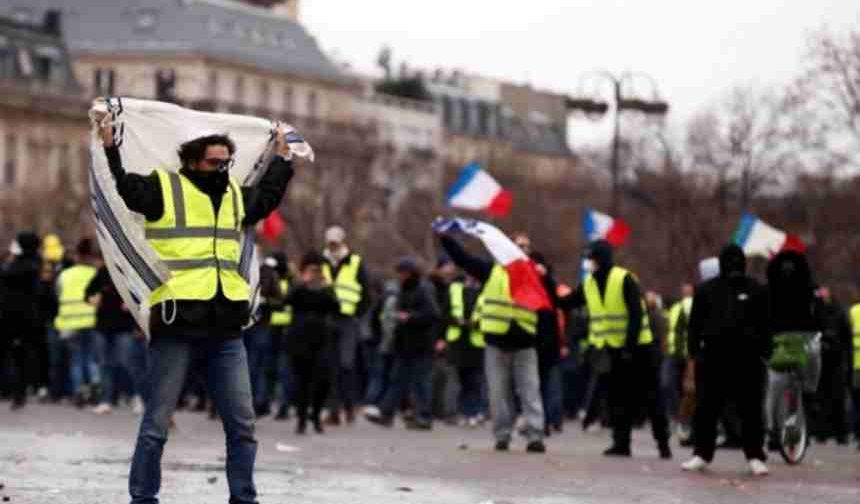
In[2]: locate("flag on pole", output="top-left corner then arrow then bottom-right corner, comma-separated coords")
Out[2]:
258,210 -> 286,243
583,209 -> 630,247
446,162 -> 513,217
732,213 -> 806,258
432,217 -> 551,311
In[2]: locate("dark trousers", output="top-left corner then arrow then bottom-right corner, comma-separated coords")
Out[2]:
693,355 -> 766,462
608,345 -> 669,449
811,350 -> 849,441
457,365 -> 485,418
380,353 -> 433,422
852,387 -> 860,439
1,335 -> 35,404
291,349 -> 331,423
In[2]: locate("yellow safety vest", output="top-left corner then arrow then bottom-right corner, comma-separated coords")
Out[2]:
850,304 -> 860,372
446,281 -> 485,348
270,278 -> 293,327
583,266 -> 653,349
322,255 -> 363,316
55,264 -> 97,332
476,265 -> 537,336
145,169 -> 249,305
667,296 -> 693,357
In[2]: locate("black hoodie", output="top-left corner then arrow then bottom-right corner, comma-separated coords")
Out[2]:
687,245 -> 771,360
766,251 -> 819,335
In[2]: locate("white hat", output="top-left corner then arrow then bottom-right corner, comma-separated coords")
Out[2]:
698,257 -> 720,282
325,226 -> 346,244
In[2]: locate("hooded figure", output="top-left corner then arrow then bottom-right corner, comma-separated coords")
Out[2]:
682,244 -> 771,475
766,250 -> 818,334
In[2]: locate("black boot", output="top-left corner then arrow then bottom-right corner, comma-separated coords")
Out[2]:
296,418 -> 307,435
658,441 -> 673,460
275,404 -> 289,421
603,445 -> 632,457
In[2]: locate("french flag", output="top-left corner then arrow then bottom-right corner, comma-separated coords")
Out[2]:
583,209 -> 630,247
732,213 -> 806,258
446,162 -> 513,218
432,217 -> 551,311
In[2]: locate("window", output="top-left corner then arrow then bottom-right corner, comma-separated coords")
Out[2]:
155,68 -> 176,102
134,8 -> 159,33
94,68 -> 115,96
11,7 -> 33,24
234,76 -> 245,105
258,81 -> 270,110
283,85 -> 293,112
3,134 -> 16,186
207,69 -> 219,101
307,91 -> 318,118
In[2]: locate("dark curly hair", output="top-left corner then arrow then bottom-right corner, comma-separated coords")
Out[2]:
177,134 -> 236,166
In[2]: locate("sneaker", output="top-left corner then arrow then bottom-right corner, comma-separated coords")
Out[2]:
313,418 -> 325,434
362,405 -> 381,418
365,411 -> 394,427
467,417 -> 480,429
681,456 -> 709,472
131,396 -> 145,416
658,443 -> 673,460
603,445 -> 632,457
405,419 -> 433,431
494,440 -> 510,452
526,440 -> 547,454
748,459 -> 769,477
92,403 -> 113,415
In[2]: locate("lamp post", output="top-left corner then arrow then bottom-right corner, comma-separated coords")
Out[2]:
567,72 -> 668,215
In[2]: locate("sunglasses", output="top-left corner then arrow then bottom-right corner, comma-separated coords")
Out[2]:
202,157 -> 235,171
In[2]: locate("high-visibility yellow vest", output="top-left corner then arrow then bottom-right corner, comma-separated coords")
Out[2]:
271,278 -> 293,327
55,264 -> 97,332
667,296 -> 693,357
583,266 -> 653,349
475,265 -> 537,336
850,304 -> 860,372
145,169 -> 249,305
446,281 -> 485,348
322,255 -> 363,316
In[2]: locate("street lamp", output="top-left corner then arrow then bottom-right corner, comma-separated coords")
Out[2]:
567,71 -> 669,215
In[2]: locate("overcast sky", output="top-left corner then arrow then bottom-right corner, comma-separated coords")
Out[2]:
303,0 -> 860,146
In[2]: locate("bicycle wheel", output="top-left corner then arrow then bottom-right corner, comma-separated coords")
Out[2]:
778,386 -> 808,465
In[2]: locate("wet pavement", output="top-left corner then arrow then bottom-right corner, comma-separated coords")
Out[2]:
1,403 -> 858,503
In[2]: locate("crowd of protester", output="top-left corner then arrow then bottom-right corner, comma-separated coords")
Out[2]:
2,227 -> 858,463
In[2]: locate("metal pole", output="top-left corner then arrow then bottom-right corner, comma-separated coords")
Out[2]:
610,78 -> 622,216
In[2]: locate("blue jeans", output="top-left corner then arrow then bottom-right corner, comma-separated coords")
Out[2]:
129,335 -> 258,504
243,325 -> 273,408
47,328 -> 70,399
379,353 -> 433,423
64,329 -> 104,393
457,366 -> 485,418
540,364 -> 563,428
102,331 -> 146,404
362,343 -> 390,406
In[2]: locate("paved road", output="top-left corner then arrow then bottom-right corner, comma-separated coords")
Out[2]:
1,403 -> 858,503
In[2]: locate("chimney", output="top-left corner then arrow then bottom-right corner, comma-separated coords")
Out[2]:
272,0 -> 301,23
43,9 -> 62,37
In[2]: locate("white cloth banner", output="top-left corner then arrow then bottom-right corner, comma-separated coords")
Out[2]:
88,97 -> 313,337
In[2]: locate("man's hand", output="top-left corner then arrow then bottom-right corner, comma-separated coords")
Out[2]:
396,311 -> 411,323
560,346 -> 571,359
93,110 -> 114,147
274,125 -> 292,159
435,340 -> 447,354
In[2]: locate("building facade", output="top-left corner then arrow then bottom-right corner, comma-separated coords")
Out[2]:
0,12 -> 90,242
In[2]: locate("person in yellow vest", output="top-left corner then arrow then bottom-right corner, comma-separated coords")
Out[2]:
322,225 -> 371,425
558,239 -> 672,459
850,302 -> 860,450
436,273 -> 487,427
438,232 -> 547,454
268,252 -> 295,421
98,114 -> 294,504
664,284 -> 694,429
56,238 -> 103,409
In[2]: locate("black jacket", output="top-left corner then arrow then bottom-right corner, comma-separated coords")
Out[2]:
86,266 -> 138,335
0,252 -> 42,333
394,276 -> 441,356
766,251 -> 820,335
286,281 -> 341,358
688,245 -> 771,361
439,235 -> 534,350
105,146 -> 293,339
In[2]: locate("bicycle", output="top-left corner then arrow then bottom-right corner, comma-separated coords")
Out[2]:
766,331 -> 822,465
